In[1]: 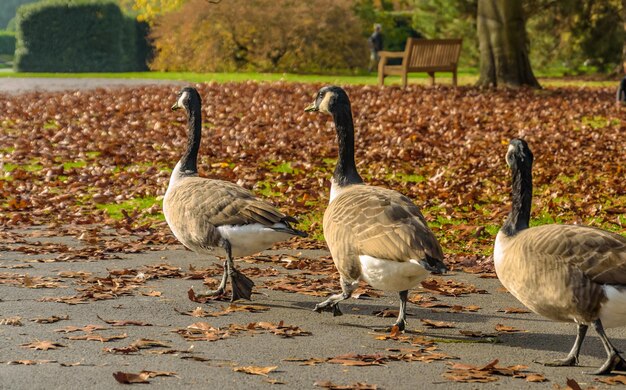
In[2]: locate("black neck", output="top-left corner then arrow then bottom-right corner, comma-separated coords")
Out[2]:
178,102 -> 201,174
332,105 -> 363,186
502,162 -> 532,236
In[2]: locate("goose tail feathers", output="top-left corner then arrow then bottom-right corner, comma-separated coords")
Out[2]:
271,225 -> 308,238
420,255 -> 447,274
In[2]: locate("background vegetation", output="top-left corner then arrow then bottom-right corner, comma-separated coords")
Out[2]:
0,0 -> 625,75
13,0 -> 150,72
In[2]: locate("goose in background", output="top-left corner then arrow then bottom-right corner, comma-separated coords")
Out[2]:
304,85 -> 446,331
164,87 -> 307,301
494,138 -> 626,375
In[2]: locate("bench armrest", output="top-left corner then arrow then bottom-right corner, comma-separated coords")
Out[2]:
378,51 -> 405,59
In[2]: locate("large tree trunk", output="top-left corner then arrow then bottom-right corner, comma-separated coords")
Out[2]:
622,0 -> 626,73
476,0 -> 540,88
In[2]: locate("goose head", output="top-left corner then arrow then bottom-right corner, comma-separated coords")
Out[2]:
506,138 -> 534,171
304,85 -> 351,115
172,87 -> 202,112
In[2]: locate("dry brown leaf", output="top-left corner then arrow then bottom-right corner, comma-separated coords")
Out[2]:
421,319 -> 455,328
7,359 -> 57,365
31,315 -> 69,324
66,333 -> 127,342
524,373 -> 548,382
495,323 -> 526,333
314,380 -> 378,389
21,340 -> 65,351
0,316 -> 23,326
233,365 -> 278,376
97,315 -> 152,326
54,324 -> 107,333
498,307 -> 531,314
595,375 -> 626,385
112,371 -> 150,384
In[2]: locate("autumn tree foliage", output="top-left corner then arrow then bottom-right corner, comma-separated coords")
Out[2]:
149,0 -> 368,73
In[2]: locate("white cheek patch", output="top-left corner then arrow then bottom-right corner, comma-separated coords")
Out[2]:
507,144 -> 514,154
505,144 -> 514,166
177,91 -> 189,108
318,92 -> 334,114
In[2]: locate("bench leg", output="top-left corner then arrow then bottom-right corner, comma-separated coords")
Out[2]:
452,71 -> 457,87
401,72 -> 408,89
428,72 -> 435,86
378,72 -> 384,87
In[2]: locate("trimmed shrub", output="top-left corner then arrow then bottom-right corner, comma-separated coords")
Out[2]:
14,0 -> 149,72
0,30 -> 16,55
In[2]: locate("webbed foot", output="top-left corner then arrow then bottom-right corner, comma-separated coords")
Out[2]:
230,269 -> 255,302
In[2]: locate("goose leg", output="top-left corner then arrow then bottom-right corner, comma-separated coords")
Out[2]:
372,290 -> 408,333
540,323 -> 588,367
394,290 -> 409,331
221,240 -> 255,302
314,277 -> 355,317
196,260 -> 228,298
588,319 -> 626,375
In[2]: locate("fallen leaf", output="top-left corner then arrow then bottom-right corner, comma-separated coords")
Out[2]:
31,315 -> 69,324
67,333 -> 127,342
0,316 -> 23,326
314,380 -> 378,389
112,371 -> 150,384
373,309 -> 399,318
421,319 -> 455,328
233,365 -> 278,376
97,315 -> 152,326
21,340 -> 65,351
6,359 -> 57,365
595,375 -> 626,385
498,307 -> 531,314
495,324 -> 525,333
525,373 -> 548,382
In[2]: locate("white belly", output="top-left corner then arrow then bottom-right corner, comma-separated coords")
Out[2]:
599,285 -> 626,328
217,223 -> 293,257
493,231 -> 505,272
359,255 -> 429,292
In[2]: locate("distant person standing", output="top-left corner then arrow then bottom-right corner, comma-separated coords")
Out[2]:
617,76 -> 626,105
368,24 -> 383,73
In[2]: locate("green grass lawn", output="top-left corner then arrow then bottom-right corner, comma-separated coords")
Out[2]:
0,69 -> 618,88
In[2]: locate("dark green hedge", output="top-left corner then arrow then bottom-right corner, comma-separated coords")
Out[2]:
14,0 -> 150,72
0,30 -> 15,55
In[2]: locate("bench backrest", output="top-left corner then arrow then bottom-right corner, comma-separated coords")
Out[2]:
404,38 -> 462,71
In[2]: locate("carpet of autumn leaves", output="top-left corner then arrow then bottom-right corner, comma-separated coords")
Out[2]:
0,82 -> 624,262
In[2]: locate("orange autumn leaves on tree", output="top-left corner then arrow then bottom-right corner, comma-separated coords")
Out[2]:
149,0 -> 368,72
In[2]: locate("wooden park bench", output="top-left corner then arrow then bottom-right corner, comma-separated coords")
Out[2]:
377,38 -> 463,88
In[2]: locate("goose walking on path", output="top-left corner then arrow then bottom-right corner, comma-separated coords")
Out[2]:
304,86 -> 446,331
164,87 -> 307,302
494,138 -> 626,375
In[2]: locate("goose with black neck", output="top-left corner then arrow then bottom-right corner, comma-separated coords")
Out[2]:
494,138 -> 626,375
163,87 -> 307,302
305,85 -> 447,331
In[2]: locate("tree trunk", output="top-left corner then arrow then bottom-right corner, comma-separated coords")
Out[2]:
622,0 -> 626,73
476,0 -> 540,88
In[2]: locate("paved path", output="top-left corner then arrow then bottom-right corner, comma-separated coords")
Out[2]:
0,77 -> 185,95
0,228 -> 623,389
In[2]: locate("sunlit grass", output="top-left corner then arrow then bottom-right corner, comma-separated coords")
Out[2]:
2,161 -> 43,172
0,69 -> 617,88
96,196 -> 162,220
581,116 -> 620,129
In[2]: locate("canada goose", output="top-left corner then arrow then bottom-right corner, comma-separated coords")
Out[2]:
304,86 -> 447,331
164,87 -> 306,301
494,138 -> 626,375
